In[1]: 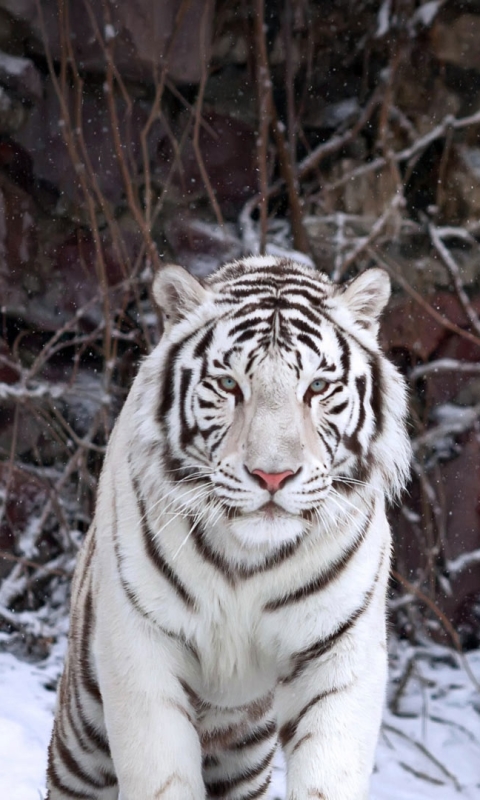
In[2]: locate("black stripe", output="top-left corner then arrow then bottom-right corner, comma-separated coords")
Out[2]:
282,287 -> 328,307
191,521 -> 306,582
112,487 -> 156,624
245,352 -> 258,374
291,732 -> 313,755
281,548 -> 385,684
79,591 -> 102,705
193,324 -> 214,358
234,328 -> 263,344
201,423 -> 224,438
236,774 -> 272,800
75,528 -> 96,602
70,669 -> 111,758
329,399 -> 348,415
179,367 -> 198,448
229,316 -> 270,336
158,340 -> 183,421
190,522 -> 236,585
297,332 -> 322,357
131,474 -> 197,610
287,316 -> 322,340
264,508 -> 373,611
47,745 -> 93,799
90,490 -> 200,712
280,685 -> 342,746
343,375 -> 367,455
320,434 -> 334,459
65,698 -> 95,756
336,329 -> 351,377
205,745 -> 276,797
327,419 -> 340,441
203,754 -> 221,769
158,324 -> 209,425
369,354 -> 384,436
197,398 -> 216,409
55,728 -> 112,789
227,719 -> 277,751
281,300 -> 326,328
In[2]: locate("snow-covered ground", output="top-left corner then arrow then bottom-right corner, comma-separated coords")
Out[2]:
1,638 -> 479,799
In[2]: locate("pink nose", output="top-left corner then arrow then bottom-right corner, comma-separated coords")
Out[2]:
251,469 -> 295,493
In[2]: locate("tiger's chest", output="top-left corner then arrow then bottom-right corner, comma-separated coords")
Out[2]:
189,581 -> 288,707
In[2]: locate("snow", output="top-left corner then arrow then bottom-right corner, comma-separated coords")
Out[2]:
413,2 -> 442,29
0,641 -> 63,800
1,639 -> 478,799
0,51 -> 31,77
104,25 -> 116,42
376,0 -> 392,38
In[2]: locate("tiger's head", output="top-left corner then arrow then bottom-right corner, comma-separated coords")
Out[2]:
147,257 -> 410,550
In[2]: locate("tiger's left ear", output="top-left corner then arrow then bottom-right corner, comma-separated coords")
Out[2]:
341,268 -> 391,336
153,264 -> 209,332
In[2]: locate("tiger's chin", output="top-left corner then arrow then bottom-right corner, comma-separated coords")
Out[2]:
227,505 -> 307,549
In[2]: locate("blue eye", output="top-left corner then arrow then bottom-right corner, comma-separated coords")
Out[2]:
219,376 -> 238,392
309,378 -> 327,394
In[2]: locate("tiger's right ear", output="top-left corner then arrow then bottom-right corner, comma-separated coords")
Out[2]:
153,265 -> 209,332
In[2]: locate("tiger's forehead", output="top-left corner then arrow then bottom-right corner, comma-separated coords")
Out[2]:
207,295 -> 346,378
192,259 -> 355,377
207,259 -> 334,304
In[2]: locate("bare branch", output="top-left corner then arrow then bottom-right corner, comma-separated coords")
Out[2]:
410,359 -> 480,381
429,223 -> 480,339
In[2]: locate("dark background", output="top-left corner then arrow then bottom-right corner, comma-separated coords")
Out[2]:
0,0 -> 480,660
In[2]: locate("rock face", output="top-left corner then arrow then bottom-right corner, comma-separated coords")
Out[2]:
432,13 -> 480,71
0,0 -> 214,84
0,0 -> 480,653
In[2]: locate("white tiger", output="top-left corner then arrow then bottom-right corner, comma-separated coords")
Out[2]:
46,256 -> 411,800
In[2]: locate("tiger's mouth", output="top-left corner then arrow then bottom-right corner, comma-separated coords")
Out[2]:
260,500 -> 282,519
253,499 -> 303,521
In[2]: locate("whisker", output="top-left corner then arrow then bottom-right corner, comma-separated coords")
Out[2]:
332,475 -> 382,495
330,488 -> 370,521
165,464 -> 212,475
327,493 -> 359,527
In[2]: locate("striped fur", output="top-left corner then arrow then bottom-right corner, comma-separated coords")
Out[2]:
47,257 -> 410,800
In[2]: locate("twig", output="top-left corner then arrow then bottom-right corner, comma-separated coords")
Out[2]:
139,0 -> 193,229
283,0 -> 297,162
0,550 -> 69,577
334,193 -> 404,280
193,0 -> 224,229
429,223 -> 480,338
297,87 -> 383,182
429,714 -> 480,746
392,570 -> 480,693
390,654 -> 415,716
100,15 -> 161,271
446,548 -> 480,578
411,403 -> 480,454
384,723 -> 461,790
325,109 -> 480,195
240,86 -> 382,251
368,247 -> 480,348
410,358 -> 480,381
254,1 -> 309,255
253,0 -> 270,254
398,761 -> 445,787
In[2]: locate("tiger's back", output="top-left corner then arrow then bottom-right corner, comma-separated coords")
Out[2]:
47,256 -> 410,800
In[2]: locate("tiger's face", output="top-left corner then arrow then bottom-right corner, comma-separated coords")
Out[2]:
154,257 -> 409,550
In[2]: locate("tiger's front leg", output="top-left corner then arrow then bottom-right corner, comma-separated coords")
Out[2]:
277,621 -> 387,800
199,692 -> 278,800
94,605 -> 205,800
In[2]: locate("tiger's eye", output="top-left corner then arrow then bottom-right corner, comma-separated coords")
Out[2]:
219,376 -> 238,392
309,378 -> 327,394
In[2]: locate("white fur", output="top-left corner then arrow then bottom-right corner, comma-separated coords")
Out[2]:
47,258 -> 411,800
